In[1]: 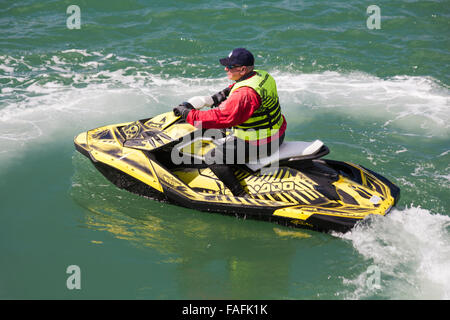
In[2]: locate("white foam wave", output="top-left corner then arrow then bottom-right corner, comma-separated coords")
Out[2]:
274,71 -> 449,136
0,61 -> 224,166
60,49 -> 93,57
335,206 -> 450,299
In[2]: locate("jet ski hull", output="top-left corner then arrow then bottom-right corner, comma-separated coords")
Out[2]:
74,112 -> 400,233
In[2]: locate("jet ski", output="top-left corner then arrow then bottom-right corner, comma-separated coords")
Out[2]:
73,110 -> 400,233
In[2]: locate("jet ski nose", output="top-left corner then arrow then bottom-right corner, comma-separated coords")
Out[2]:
74,132 -> 90,157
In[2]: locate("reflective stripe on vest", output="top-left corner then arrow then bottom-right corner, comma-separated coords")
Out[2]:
230,70 -> 284,141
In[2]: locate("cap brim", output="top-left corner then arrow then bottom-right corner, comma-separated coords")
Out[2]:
219,57 -> 231,66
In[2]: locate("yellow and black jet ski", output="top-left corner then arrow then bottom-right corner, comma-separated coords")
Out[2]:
74,111 -> 400,233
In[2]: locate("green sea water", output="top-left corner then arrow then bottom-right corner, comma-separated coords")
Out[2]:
0,0 -> 449,299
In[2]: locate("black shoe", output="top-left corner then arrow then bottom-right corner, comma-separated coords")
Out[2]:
230,185 -> 247,197
210,164 -> 247,197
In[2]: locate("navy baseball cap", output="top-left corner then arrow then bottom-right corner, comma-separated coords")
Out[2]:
219,48 -> 255,67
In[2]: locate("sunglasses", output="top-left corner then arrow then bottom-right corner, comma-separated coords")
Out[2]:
226,65 -> 243,70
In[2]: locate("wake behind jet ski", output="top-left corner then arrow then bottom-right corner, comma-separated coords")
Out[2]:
74,110 -> 400,233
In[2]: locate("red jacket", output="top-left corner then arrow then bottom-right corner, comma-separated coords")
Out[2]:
186,85 -> 286,145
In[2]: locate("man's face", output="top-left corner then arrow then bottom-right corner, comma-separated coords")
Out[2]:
225,65 -> 248,81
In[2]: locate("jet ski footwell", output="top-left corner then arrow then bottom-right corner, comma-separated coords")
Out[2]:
74,112 -> 400,233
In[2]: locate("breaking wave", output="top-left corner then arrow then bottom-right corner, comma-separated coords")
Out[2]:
335,206 -> 450,299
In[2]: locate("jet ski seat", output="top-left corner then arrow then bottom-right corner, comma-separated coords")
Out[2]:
246,140 -> 325,171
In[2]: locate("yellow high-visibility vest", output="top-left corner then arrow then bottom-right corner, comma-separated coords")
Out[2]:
230,69 -> 284,141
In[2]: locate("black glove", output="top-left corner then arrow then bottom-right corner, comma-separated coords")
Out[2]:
173,102 -> 194,119
211,87 -> 231,107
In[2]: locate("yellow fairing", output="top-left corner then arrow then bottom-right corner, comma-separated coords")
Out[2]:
273,165 -> 395,222
75,122 -> 164,192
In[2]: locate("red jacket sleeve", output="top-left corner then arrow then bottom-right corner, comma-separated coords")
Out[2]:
186,86 -> 261,129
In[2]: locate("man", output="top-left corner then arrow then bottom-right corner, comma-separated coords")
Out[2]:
173,48 -> 287,196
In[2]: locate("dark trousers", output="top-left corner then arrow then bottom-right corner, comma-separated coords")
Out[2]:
205,133 -> 285,196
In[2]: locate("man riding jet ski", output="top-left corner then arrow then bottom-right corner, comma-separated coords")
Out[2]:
173,48 -> 286,197
73,49 -> 400,233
